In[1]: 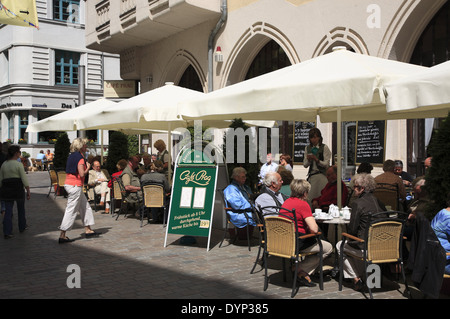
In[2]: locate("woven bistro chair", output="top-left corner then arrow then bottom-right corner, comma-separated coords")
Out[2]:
250,205 -> 266,274
110,180 -> 122,216
56,171 -> 67,197
263,207 -> 324,298
374,183 -> 400,211
115,177 -> 129,220
338,211 -> 411,299
48,169 -> 58,197
141,183 -> 166,227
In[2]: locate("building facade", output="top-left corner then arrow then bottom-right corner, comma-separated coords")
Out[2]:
0,0 -> 121,158
85,0 -> 449,179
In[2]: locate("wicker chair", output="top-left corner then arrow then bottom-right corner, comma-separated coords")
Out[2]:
110,180 -> 122,216
141,183 -> 167,227
56,171 -> 66,197
338,211 -> 410,299
114,177 -> 129,220
263,207 -> 324,298
374,183 -> 400,211
250,205 -> 266,274
48,170 -> 58,197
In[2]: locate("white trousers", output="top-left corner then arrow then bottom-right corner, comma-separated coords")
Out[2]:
59,185 -> 95,231
94,182 -> 110,202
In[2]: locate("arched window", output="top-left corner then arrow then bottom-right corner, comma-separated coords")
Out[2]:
245,40 -> 292,156
178,65 -> 203,92
407,1 -> 449,176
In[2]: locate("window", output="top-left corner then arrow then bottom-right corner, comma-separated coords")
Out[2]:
178,65 -> 203,92
53,0 -> 80,23
19,111 -> 28,142
55,50 -> 80,86
6,112 -> 14,142
37,111 -> 63,143
245,40 -> 292,155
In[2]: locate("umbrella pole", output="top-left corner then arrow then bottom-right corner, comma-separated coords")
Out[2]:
337,108 -> 342,209
101,129 -> 104,165
168,123 -> 172,183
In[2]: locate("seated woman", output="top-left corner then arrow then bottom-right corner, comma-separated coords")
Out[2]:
431,192 -> 450,275
280,179 -> 333,287
336,173 -> 387,291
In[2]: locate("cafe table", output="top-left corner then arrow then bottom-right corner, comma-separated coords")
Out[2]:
315,215 -> 350,277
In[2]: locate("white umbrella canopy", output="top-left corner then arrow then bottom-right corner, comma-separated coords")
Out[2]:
76,82 -> 274,131
385,59 -> 450,118
179,48 -> 428,123
178,48 -> 431,208
26,98 -> 118,133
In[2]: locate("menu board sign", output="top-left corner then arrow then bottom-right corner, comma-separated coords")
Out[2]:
293,122 -> 315,163
164,148 -> 218,251
355,120 -> 386,164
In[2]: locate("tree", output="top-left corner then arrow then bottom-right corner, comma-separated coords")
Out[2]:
223,119 -> 260,193
424,112 -> 450,220
53,132 -> 70,170
105,131 -> 129,174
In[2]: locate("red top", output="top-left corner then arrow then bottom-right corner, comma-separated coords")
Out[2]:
280,197 -> 313,234
65,158 -> 86,186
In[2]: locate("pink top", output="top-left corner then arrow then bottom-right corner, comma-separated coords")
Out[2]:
65,158 -> 86,186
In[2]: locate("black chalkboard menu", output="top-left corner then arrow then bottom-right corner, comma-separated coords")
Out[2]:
293,121 -> 315,163
355,120 -> 386,164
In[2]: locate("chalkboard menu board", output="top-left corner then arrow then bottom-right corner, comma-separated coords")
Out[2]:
356,120 -> 386,164
293,122 -> 315,163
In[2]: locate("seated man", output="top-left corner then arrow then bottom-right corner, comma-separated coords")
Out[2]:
45,149 -> 54,170
36,150 -> 46,169
255,171 -> 287,217
120,155 -> 143,217
223,167 -> 256,236
88,160 -> 111,213
374,159 -> 406,202
140,160 -> 171,223
394,160 -> 414,187
312,165 -> 349,210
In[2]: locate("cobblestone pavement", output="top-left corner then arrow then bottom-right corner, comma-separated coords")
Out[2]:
1,172 -> 448,306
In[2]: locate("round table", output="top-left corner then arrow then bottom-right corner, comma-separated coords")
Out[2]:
316,216 -> 350,277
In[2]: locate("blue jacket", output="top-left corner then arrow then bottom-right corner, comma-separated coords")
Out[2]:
223,181 -> 256,228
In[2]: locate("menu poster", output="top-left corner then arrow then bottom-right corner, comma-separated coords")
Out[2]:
355,120 -> 386,164
166,164 -> 218,243
293,121 -> 315,163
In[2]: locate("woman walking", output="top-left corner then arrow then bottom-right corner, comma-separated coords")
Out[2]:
0,145 -> 31,239
58,138 -> 100,243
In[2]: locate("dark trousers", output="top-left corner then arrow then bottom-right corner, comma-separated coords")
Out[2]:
2,200 -> 26,236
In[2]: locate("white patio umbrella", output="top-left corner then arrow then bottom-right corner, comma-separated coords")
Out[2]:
76,82 -> 274,180
26,98 -> 117,133
384,59 -> 450,118
179,48 -> 430,207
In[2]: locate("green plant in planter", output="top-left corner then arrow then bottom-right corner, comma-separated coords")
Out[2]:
53,132 -> 70,170
105,131 -> 129,174
21,151 -> 31,158
424,112 -> 450,220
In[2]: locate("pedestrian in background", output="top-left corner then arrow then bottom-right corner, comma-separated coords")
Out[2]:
0,145 -> 31,239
